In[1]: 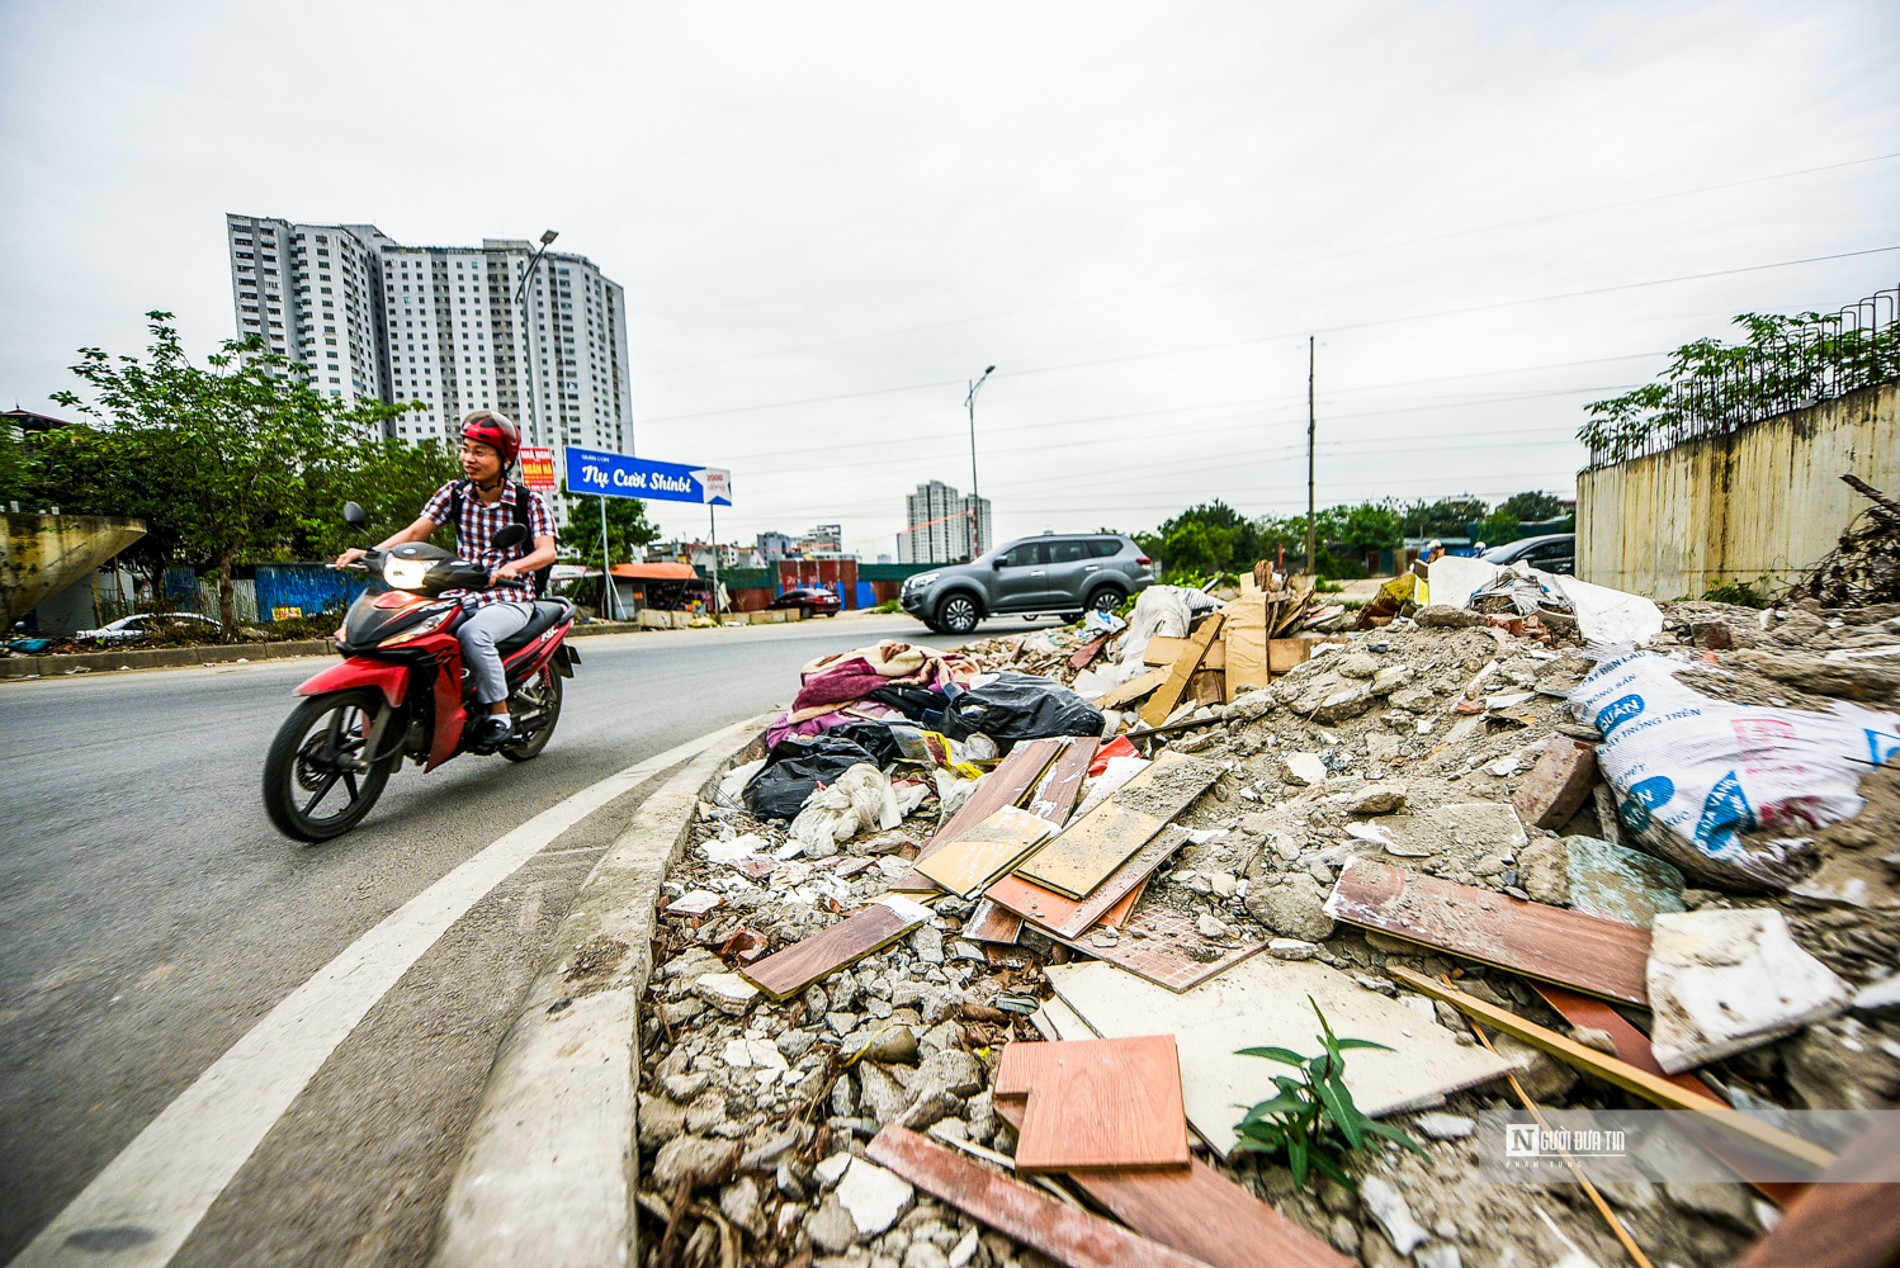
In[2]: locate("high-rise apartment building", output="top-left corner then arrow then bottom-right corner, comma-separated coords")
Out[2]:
225,214 -> 632,467
898,481 -> 992,564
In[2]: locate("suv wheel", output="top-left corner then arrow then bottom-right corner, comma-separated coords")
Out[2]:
1086,586 -> 1125,615
936,593 -> 981,635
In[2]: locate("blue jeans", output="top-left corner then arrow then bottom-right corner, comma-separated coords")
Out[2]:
458,601 -> 534,706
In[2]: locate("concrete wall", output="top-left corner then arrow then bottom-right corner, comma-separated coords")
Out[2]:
1,513 -> 146,625
1577,382 -> 1898,598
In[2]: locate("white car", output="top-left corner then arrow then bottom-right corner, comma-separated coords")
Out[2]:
76,612 -> 223,644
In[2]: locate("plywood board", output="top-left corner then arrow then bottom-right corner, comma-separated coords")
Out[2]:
1093,666 -> 1170,710
1024,737 -> 1099,826
985,827 -> 1188,940
1139,613 -> 1224,728
1014,752 -> 1221,900
913,806 -> 1056,899
1048,957 -> 1516,1159
995,1036 -> 1190,1172
866,1129 -> 1212,1268
991,1099 -> 1351,1268
739,896 -> 933,1000
1324,858 -> 1652,1005
895,738 -> 1062,891
1221,598 -> 1269,702
1143,636 -> 1226,669
1052,891 -> 1267,992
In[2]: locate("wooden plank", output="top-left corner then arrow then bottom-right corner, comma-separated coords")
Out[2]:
986,828 -> 1188,940
1534,984 -> 1805,1207
1388,967 -> 1838,1175
1024,738 -> 1099,825
1324,858 -> 1652,1005
739,896 -> 932,1000
864,1126 -> 1213,1268
1734,1124 -> 1900,1268
1093,666 -> 1170,710
1143,636 -> 1226,669
1070,633 -> 1112,670
964,899 -> 1023,945
1049,957 -> 1514,1159
996,1036 -> 1190,1172
914,806 -> 1055,899
894,738 -> 1062,891
1190,668 -> 1225,707
1139,614 -> 1224,728
1015,752 -> 1222,900
991,1099 -> 1351,1268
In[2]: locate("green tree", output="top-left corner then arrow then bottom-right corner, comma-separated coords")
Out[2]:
1396,496 -> 1489,539
1497,490 -> 1565,524
561,486 -> 657,565
49,312 -> 406,632
297,434 -> 456,559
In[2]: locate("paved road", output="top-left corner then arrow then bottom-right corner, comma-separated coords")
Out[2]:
0,612 -> 1051,1264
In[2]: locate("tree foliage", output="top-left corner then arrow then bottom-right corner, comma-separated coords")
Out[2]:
42,313 -> 412,631
560,484 -> 658,565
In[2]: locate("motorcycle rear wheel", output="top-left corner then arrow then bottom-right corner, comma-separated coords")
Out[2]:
502,665 -> 563,763
264,688 -> 394,841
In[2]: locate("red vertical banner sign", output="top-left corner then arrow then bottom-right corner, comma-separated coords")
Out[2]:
519,446 -> 557,492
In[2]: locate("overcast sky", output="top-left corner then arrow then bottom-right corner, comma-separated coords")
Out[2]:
3,1 -> 1896,557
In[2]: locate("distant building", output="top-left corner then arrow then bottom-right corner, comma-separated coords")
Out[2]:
756,530 -> 795,561
899,480 -> 990,563
963,493 -> 994,557
223,213 -> 632,478
802,523 -> 843,552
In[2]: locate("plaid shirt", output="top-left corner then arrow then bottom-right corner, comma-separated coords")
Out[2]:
420,481 -> 557,608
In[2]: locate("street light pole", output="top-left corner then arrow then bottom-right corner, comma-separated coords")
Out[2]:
965,365 -> 995,559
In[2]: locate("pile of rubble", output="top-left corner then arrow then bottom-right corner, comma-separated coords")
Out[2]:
631,569 -> 1900,1268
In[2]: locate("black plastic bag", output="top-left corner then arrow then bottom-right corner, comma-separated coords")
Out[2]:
938,672 -> 1105,749
867,684 -> 949,730
744,729 -> 891,820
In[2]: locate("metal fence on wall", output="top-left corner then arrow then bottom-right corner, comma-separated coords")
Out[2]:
1585,285 -> 1899,468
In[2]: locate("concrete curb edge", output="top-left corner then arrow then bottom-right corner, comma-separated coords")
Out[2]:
430,713 -> 771,1268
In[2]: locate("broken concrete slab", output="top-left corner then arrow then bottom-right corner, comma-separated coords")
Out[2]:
835,1156 -> 915,1236
1046,957 -> 1514,1158
1647,909 -> 1852,1073
1563,835 -> 1686,927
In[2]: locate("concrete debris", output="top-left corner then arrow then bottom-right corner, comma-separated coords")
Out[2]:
1647,908 -> 1852,1073
634,577 -> 1900,1268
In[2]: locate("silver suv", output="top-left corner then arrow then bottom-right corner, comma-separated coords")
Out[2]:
900,533 -> 1155,634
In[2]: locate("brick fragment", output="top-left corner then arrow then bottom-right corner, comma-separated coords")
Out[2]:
1513,736 -> 1598,829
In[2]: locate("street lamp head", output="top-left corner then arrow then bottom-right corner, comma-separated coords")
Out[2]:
984,365 -> 996,375
539,229 -> 560,246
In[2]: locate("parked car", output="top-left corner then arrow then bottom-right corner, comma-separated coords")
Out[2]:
1479,532 -> 1575,575
770,586 -> 841,618
900,533 -> 1155,635
76,612 -> 223,644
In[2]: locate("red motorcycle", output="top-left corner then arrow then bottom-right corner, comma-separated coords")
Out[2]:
263,502 -> 579,842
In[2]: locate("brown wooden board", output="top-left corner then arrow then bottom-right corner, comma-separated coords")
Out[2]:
738,896 -> 933,1000
1139,614 -> 1224,728
894,738 -> 1062,891
1325,858 -> 1652,1005
913,806 -> 1055,899
990,1099 -> 1350,1268
864,1126 -> 1212,1268
1050,895 -> 1268,992
1070,634 -> 1111,670
1014,752 -> 1222,900
986,827 -> 1189,940
1093,666 -> 1170,710
1734,1124 -> 1900,1268
1143,636 -> 1226,669
996,1036 -> 1190,1172
1024,737 -> 1099,826
964,899 -> 1023,945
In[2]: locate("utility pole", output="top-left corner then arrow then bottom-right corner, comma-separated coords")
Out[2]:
966,365 -> 995,558
1305,336 -> 1317,575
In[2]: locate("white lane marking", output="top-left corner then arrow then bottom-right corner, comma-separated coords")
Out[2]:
10,719 -> 757,1268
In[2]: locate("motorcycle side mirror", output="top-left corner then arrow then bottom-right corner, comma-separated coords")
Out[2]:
492,524 -> 530,550
342,501 -> 369,529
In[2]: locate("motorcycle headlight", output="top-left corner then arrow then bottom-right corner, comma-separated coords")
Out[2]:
380,606 -> 456,645
383,558 -> 433,591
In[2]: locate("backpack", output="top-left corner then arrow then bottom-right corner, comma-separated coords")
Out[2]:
446,480 -> 552,600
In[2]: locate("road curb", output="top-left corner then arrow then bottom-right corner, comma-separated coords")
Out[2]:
431,714 -> 769,1268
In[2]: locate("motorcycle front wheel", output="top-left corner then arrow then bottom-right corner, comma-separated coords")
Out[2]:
263,688 -> 394,841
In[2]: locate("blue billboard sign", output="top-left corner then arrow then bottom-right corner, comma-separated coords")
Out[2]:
563,447 -> 732,506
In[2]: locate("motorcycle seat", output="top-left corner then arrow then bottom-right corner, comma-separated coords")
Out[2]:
496,600 -> 573,654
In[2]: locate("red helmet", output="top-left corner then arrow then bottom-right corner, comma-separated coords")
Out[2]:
460,410 -> 520,466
